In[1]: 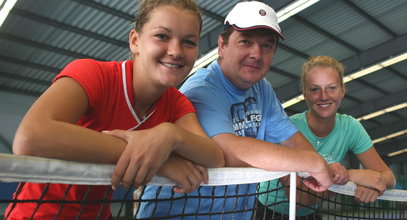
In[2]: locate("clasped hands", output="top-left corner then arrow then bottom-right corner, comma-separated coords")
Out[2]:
103,125 -> 208,194
329,163 -> 386,203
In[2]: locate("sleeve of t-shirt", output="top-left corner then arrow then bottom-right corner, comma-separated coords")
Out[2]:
263,82 -> 298,143
167,88 -> 197,122
348,116 -> 373,155
54,59 -> 108,111
182,85 -> 235,137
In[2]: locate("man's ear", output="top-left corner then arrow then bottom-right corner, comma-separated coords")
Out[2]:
129,29 -> 140,56
217,35 -> 226,58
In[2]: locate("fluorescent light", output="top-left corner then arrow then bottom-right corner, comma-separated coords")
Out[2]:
343,52 -> 407,83
343,65 -> 381,83
373,129 -> 407,144
282,94 -> 304,108
190,0 -> 319,75
381,52 -> 407,66
0,0 -> 18,28
388,148 -> 407,157
277,0 -> 320,22
358,102 -> 407,121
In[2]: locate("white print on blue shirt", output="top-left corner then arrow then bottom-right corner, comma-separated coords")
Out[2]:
231,97 -> 262,138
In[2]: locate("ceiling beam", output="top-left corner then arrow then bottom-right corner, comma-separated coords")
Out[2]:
269,66 -> 299,80
259,0 -> 291,11
349,78 -> 389,95
0,71 -> 50,87
0,85 -> 42,97
342,0 -> 398,38
341,87 -> 407,118
292,15 -> 361,53
343,77 -> 405,120
200,8 -> 224,22
0,55 -> 61,74
72,0 -> 133,21
340,94 -> 382,125
10,8 -> 127,48
278,43 -> 310,60
383,153 -> 407,165
387,66 -> 407,82
0,33 -> 104,61
366,119 -> 407,140
376,137 -> 407,156
341,35 -> 407,72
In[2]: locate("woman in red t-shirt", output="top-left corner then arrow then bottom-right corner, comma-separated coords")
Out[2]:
6,0 -> 224,219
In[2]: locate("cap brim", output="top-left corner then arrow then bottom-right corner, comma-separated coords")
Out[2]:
230,24 -> 285,40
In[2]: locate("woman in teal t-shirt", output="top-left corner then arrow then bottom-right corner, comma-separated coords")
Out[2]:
256,56 -> 396,219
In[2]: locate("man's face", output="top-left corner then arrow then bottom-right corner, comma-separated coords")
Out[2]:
218,29 -> 277,90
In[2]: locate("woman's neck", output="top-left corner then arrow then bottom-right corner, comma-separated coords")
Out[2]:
132,65 -> 166,113
306,111 -> 335,138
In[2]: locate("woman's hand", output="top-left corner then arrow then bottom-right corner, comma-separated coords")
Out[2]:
354,185 -> 381,203
104,124 -> 177,189
158,154 -> 208,194
328,162 -> 349,185
348,169 -> 386,195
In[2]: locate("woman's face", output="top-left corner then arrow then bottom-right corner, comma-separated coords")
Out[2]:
130,5 -> 200,88
303,66 -> 345,120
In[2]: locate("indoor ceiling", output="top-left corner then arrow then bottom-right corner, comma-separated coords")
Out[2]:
0,0 -> 406,173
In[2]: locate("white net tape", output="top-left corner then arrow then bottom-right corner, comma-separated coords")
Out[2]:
0,153 -> 288,186
1,153 -> 406,202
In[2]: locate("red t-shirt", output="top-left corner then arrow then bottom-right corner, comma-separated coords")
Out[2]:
6,59 -> 196,219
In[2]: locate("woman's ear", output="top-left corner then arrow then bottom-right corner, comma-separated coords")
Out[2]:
129,29 -> 140,56
302,89 -> 306,99
341,86 -> 346,98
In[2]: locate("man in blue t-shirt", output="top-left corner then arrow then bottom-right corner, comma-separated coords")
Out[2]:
137,1 -> 333,219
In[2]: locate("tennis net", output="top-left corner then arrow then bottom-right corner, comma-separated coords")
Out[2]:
0,153 -> 406,219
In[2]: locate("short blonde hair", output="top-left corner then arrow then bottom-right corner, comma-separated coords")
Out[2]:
301,56 -> 344,91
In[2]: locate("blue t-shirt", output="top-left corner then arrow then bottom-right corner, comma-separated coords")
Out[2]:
258,111 -> 373,216
137,60 -> 298,219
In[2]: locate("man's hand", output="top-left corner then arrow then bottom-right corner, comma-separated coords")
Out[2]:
303,158 -> 333,192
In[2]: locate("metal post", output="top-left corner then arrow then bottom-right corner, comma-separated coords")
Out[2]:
289,172 -> 296,220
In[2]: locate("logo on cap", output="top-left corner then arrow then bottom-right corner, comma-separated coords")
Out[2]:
259,9 -> 266,16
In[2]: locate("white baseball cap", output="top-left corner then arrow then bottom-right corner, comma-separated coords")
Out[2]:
224,1 -> 284,40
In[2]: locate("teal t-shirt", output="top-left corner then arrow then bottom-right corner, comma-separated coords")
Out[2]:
257,112 -> 373,216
